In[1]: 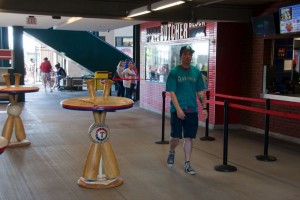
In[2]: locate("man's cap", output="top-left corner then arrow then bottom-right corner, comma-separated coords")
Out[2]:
180,45 -> 195,55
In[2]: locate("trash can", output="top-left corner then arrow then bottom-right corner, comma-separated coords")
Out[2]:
94,71 -> 109,90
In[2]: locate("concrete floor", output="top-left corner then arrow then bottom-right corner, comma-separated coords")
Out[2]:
0,86 -> 299,200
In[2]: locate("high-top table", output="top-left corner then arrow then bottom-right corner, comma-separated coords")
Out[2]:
0,136 -> 8,154
61,79 -> 133,189
0,73 -> 39,148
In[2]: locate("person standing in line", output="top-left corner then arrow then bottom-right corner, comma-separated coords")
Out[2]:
130,61 -> 138,101
40,57 -> 53,92
123,61 -> 136,99
166,45 -> 208,175
115,60 -> 125,97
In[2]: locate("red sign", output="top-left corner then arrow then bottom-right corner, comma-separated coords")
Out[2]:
0,49 -> 13,60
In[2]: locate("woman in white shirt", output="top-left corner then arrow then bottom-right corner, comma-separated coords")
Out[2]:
115,60 -> 125,97
123,61 -> 136,99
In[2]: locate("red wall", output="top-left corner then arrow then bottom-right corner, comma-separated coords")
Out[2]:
214,23 -> 247,124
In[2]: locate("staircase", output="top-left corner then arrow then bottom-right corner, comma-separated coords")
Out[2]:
24,28 -> 131,73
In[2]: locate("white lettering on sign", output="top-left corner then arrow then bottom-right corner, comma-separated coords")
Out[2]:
146,22 -> 206,43
189,22 -> 206,28
160,23 -> 188,41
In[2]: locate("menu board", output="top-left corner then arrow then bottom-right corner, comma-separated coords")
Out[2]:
279,4 -> 300,34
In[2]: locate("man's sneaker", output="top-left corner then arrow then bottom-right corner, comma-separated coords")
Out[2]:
184,161 -> 196,175
167,151 -> 175,168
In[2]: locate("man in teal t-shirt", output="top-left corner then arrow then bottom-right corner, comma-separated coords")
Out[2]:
166,45 -> 208,175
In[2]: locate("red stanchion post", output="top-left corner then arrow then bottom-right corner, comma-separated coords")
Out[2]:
215,100 -> 237,172
155,91 -> 169,144
255,99 -> 277,161
200,90 -> 215,141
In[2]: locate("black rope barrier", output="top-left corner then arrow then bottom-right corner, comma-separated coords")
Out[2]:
255,99 -> 277,161
215,100 -> 237,172
200,90 -> 215,141
155,91 -> 169,144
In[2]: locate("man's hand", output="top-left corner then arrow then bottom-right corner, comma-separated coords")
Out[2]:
176,108 -> 185,120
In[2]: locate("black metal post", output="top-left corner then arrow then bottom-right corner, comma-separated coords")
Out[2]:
215,100 -> 237,172
200,90 -> 215,141
255,99 -> 277,161
155,91 -> 169,144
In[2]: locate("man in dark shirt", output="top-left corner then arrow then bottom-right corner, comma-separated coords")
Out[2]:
52,63 -> 66,90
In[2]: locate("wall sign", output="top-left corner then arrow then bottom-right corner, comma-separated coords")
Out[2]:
146,22 -> 206,43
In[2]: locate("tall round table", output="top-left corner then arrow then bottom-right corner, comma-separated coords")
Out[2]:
0,73 -> 39,148
61,79 -> 133,189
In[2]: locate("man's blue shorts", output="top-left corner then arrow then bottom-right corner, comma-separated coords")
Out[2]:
170,112 -> 198,139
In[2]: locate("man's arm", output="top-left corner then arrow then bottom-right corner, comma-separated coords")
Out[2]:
197,91 -> 208,119
169,92 -> 185,120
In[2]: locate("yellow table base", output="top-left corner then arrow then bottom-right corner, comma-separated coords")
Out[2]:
8,139 -> 31,148
61,79 -> 133,189
0,73 -> 39,149
78,177 -> 123,189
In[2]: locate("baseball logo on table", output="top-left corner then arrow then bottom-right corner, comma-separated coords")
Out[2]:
88,123 -> 110,143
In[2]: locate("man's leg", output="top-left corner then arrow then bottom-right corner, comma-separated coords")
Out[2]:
167,112 -> 182,168
182,112 -> 198,175
183,138 -> 192,162
183,138 -> 196,175
167,138 -> 179,168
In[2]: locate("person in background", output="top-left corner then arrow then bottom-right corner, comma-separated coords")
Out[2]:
24,63 -> 28,82
52,63 -> 66,91
28,58 -> 36,83
123,59 -> 130,69
40,57 -> 53,92
149,65 -> 157,81
130,61 -> 138,101
123,61 -> 136,99
166,45 -> 208,175
115,60 -> 125,97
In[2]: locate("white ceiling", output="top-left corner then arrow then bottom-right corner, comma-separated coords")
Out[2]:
0,12 -> 144,31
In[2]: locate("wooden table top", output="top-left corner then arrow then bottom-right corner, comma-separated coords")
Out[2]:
0,85 -> 39,93
61,96 -> 134,111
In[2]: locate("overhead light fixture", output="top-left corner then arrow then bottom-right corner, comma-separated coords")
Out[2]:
195,0 -> 224,8
151,0 -> 185,11
127,5 -> 151,18
53,17 -> 82,29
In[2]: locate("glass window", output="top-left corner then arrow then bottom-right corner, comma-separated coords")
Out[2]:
115,37 -> 133,47
145,41 -> 209,84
